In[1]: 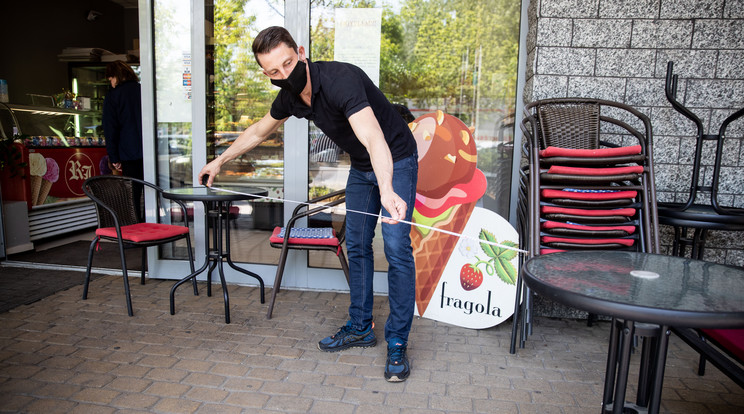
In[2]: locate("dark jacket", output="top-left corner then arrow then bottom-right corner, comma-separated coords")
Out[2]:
103,80 -> 143,162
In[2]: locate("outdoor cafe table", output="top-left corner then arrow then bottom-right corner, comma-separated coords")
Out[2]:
521,251 -> 744,414
163,186 -> 268,323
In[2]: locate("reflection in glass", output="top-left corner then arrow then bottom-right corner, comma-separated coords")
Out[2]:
205,0 -> 285,265
309,0 -> 520,271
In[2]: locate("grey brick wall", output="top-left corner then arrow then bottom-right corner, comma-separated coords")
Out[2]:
525,0 -> 744,266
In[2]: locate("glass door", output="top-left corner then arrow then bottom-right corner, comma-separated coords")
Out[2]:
204,0 -> 286,266
145,0 -> 318,288
143,0 -> 203,279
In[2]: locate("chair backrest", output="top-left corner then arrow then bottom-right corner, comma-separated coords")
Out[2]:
83,176 -> 142,229
520,98 -> 660,257
305,191 -> 346,243
526,99 -> 600,149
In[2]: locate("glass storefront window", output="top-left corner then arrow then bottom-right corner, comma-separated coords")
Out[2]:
205,0 -> 285,265
149,0 -> 519,273
309,0 -> 520,271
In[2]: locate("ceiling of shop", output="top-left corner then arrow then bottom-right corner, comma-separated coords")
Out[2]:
110,0 -> 138,9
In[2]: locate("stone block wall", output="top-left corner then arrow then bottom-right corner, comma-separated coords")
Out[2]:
524,0 -> 744,266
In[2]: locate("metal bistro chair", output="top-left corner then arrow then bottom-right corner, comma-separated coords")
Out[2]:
658,61 -> 744,260
266,189 -> 350,319
82,175 -> 196,316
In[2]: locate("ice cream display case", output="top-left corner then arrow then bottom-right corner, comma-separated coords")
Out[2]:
0,103 -> 107,247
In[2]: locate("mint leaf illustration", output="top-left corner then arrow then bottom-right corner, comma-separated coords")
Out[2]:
474,229 -> 518,285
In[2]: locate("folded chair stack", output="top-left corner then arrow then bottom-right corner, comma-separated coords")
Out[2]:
536,145 -> 646,255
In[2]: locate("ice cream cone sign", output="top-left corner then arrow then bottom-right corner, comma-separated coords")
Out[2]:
410,111 -> 519,329
28,152 -> 47,207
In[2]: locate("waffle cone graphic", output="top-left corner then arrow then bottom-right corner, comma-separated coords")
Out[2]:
413,201 -> 476,316
30,176 -> 43,206
38,180 -> 53,205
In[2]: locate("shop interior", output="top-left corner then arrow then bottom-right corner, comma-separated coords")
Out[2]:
0,0 -> 144,267
0,1 -> 352,273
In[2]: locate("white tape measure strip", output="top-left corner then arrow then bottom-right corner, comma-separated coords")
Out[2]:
208,185 -> 528,255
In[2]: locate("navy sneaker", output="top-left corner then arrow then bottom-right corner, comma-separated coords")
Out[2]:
384,339 -> 410,382
318,321 -> 377,352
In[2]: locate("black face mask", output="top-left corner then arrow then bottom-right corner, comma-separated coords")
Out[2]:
271,60 -> 307,95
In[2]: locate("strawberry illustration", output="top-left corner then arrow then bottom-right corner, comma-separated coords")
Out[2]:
459,264 -> 483,291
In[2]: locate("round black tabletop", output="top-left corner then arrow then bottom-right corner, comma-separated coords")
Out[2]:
522,251 -> 744,328
163,186 -> 269,202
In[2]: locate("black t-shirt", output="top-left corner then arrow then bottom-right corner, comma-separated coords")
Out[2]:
270,60 -> 416,171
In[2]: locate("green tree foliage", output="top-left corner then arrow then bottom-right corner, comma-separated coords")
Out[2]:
398,0 -> 520,115
213,0 -> 519,133
307,0 -> 519,121
213,0 -> 275,132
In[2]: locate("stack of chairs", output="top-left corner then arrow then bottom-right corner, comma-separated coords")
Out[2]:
511,98 -> 661,353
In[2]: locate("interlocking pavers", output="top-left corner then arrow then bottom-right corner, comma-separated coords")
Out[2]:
1,269 -> 743,413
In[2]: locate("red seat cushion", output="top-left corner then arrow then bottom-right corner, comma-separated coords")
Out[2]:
540,145 -> 642,158
541,236 -> 635,246
540,249 -> 567,254
542,189 -> 638,201
542,221 -> 636,235
96,223 -> 190,243
700,329 -> 744,361
270,226 -> 339,247
546,165 -> 644,176
541,206 -> 636,217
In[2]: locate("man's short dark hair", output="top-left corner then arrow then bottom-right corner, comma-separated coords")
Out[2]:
252,26 -> 298,67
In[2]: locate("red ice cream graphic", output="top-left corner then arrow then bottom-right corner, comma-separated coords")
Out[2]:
410,111 -> 487,316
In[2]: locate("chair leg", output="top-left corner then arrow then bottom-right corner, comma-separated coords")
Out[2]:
691,228 -> 709,261
186,234 -> 198,296
671,226 -> 682,257
141,247 -> 147,285
266,247 -> 291,319
523,286 -> 533,338
510,274 -> 524,354
603,318 -> 622,409
697,334 -> 708,376
83,236 -> 99,300
117,240 -> 134,316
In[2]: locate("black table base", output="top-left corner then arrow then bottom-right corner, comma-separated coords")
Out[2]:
602,319 -> 671,414
165,187 -> 267,324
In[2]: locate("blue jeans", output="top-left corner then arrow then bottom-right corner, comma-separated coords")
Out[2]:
345,152 -> 418,344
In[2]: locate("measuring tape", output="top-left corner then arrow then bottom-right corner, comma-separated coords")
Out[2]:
207,185 -> 528,255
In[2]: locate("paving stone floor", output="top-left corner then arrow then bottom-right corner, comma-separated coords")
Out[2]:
0,270 -> 742,413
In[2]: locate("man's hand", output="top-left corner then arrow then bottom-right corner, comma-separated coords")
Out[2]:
381,190 -> 407,225
198,161 -> 221,187
112,162 -> 122,171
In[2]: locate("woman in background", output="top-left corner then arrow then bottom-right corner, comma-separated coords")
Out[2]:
103,61 -> 144,219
